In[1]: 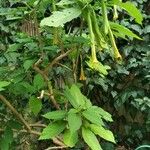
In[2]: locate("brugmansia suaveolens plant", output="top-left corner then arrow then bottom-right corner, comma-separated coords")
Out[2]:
39,84 -> 115,150
40,0 -> 143,76
39,0 -> 143,149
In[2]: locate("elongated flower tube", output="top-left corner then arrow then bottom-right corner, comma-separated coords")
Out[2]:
91,8 -> 108,50
113,5 -> 118,20
80,64 -> 86,81
80,55 -> 86,81
87,9 -> 98,63
101,0 -> 109,35
108,26 -> 122,60
101,0 -> 122,60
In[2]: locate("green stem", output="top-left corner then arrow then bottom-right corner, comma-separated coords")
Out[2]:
0,95 -> 31,132
47,81 -> 60,110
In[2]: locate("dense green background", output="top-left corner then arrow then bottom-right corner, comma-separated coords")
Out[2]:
0,0 -> 150,149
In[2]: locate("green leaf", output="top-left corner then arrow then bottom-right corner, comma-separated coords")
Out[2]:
63,130 -> 78,147
7,44 -> 21,52
43,110 -> 67,120
40,8 -> 81,27
56,0 -> 75,6
93,106 -> 113,122
110,22 -> 142,40
64,84 -> 85,108
4,127 -> 13,144
68,112 -> 82,132
0,138 -> 9,150
0,127 -> 13,150
118,1 -> 143,24
86,58 -> 110,76
144,25 -> 150,34
7,120 -> 22,130
20,82 -> 35,94
33,74 -> 45,90
6,16 -> 22,21
90,124 -> 116,143
130,24 -> 142,34
0,81 -> 10,91
23,60 -> 34,71
39,121 -> 66,140
64,87 -> 78,108
68,108 -> 79,114
82,107 -> 104,126
82,127 -> 102,150
69,85 -> 85,107
84,99 -> 92,109
29,96 -> 42,115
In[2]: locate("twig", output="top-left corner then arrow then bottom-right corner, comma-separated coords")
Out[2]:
35,55 -> 43,66
30,123 -> 46,128
0,94 -> 31,132
56,62 -> 72,71
52,137 -> 66,148
37,90 -> 45,99
0,128 -> 66,148
52,137 -> 66,147
0,128 -> 40,136
45,146 -> 68,150
33,58 -> 60,109
44,49 -> 73,74
44,92 -> 53,97
0,112 -> 8,120
33,49 -> 74,109
47,81 -> 60,110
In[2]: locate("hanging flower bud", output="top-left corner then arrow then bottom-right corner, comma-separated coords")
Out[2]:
79,66 -> 86,81
113,5 -> 118,20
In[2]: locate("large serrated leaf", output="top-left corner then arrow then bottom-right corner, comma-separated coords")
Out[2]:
82,127 -> 102,150
40,8 -> 81,27
63,130 -> 78,147
90,124 -> 116,143
43,110 -> 67,120
110,22 -> 142,40
39,121 -> 66,140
